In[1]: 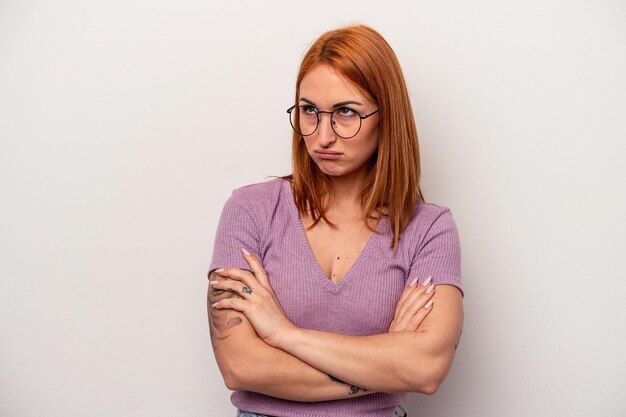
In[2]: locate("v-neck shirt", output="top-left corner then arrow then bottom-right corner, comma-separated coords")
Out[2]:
209,178 -> 463,417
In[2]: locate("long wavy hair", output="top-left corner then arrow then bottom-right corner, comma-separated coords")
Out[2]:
285,25 -> 424,250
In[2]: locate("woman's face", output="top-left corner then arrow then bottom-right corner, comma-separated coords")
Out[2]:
298,65 -> 379,181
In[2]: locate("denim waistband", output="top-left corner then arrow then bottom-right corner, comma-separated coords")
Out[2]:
237,411 -> 274,417
236,405 -> 407,417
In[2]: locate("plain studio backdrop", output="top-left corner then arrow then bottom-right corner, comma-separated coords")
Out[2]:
1,1 -> 625,416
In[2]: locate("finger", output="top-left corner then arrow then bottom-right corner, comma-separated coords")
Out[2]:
389,317 -> 402,332
394,283 -> 435,329
396,276 -> 432,321
241,248 -> 271,289
210,279 -> 256,299
394,277 -> 419,317
393,287 -> 416,324
403,300 -> 434,331
214,268 -> 258,289
212,296 -> 247,312
402,283 -> 435,318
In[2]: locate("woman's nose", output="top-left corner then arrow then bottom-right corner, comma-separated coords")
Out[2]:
316,113 -> 337,147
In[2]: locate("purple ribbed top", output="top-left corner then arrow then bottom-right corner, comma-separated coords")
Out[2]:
209,178 -> 462,417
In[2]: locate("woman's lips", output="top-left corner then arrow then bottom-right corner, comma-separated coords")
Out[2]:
315,150 -> 342,160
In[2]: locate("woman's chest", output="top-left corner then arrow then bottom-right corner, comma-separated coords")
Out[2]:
260,225 -> 411,335
304,220 -> 375,284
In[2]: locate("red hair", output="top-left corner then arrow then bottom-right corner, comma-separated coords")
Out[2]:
286,25 -> 424,250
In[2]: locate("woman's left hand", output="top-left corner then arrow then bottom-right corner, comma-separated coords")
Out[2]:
210,249 -> 295,348
388,276 -> 435,332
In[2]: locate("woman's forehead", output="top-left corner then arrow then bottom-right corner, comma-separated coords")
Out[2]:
299,65 -> 372,106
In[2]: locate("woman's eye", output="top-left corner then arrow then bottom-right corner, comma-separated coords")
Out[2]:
302,105 -> 317,115
336,107 -> 356,117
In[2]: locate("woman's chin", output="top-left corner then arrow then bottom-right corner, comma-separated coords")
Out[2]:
315,163 -> 345,177
316,164 -> 365,181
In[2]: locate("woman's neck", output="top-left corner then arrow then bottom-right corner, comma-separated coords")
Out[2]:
326,169 -> 369,215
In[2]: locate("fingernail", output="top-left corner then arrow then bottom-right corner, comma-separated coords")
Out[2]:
212,302 -> 220,308
409,277 -> 418,287
422,276 -> 432,286
424,300 -> 433,309
241,248 -> 251,256
215,268 -> 225,273
209,281 -> 218,287
426,283 -> 435,294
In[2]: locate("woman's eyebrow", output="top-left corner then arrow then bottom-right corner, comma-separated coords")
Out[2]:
298,97 -> 317,106
299,97 -> 364,108
333,100 -> 363,108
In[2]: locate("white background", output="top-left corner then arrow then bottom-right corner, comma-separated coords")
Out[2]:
1,1 -> 625,416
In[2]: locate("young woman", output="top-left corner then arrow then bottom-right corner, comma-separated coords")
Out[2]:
207,25 -> 464,417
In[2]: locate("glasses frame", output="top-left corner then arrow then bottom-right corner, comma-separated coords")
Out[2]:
286,104 -> 380,139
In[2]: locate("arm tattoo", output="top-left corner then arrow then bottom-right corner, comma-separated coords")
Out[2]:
328,374 -> 365,395
328,374 -> 345,384
207,273 -> 243,346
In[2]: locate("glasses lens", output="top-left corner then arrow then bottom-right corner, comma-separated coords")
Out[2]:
332,108 -> 361,139
289,105 -> 318,136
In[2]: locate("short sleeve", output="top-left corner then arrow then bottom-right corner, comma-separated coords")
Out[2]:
208,189 -> 261,276
409,208 -> 463,297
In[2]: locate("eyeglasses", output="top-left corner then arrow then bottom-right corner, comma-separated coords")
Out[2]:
286,104 -> 380,139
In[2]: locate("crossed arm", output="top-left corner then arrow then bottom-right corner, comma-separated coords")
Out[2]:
208,252 -> 463,400
209,270 -> 371,401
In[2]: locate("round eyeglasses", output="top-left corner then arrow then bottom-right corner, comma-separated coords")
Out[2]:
286,104 -> 380,139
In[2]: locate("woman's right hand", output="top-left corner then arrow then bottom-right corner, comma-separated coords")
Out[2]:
388,276 -> 435,332
211,250 -> 297,348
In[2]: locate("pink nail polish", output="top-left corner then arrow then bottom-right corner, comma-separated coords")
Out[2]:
215,268 -> 225,273
426,283 -> 435,294
409,277 -> 418,287
422,276 -> 432,286
424,300 -> 433,309
241,248 -> 251,256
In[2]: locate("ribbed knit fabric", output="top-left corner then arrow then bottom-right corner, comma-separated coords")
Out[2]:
209,178 -> 463,417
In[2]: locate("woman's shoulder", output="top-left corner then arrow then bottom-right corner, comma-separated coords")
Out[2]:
227,177 -> 291,223
231,177 -> 288,201
412,200 -> 454,224
383,201 -> 456,246
399,200 -> 458,243
386,200 -> 460,264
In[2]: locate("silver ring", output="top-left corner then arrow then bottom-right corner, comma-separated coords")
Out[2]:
241,286 -> 252,295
